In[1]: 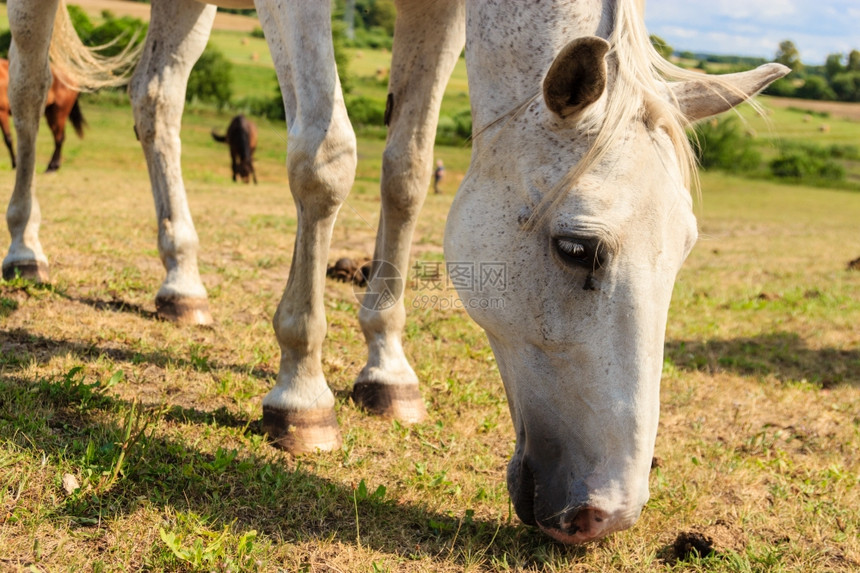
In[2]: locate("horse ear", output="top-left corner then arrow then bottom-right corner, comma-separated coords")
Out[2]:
670,63 -> 791,122
543,37 -> 610,119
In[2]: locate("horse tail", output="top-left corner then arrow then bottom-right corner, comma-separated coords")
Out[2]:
69,98 -> 86,138
211,130 -> 228,143
48,0 -> 143,91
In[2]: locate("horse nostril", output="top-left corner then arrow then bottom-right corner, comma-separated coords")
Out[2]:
568,507 -> 609,538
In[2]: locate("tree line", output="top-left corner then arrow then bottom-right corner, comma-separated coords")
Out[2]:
766,40 -> 860,102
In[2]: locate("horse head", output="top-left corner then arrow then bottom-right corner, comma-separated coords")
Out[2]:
445,33 -> 787,543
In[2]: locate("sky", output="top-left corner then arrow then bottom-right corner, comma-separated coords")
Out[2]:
644,0 -> 860,65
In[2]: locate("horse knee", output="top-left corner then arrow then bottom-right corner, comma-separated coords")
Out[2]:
129,75 -> 184,146
286,124 -> 356,218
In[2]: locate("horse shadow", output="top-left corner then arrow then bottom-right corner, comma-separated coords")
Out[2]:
665,331 -> 860,388
0,370 -> 580,568
0,326 -> 274,384
0,287 -> 580,566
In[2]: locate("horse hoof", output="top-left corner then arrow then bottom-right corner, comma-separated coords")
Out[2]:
352,382 -> 427,423
2,260 -> 50,283
262,406 -> 342,453
155,295 -> 213,325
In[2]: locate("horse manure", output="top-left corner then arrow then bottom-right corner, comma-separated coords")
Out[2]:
326,257 -> 371,286
673,530 -> 715,560
672,520 -> 747,561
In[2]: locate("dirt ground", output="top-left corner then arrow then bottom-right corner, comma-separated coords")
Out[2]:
765,96 -> 860,121
70,0 -> 259,32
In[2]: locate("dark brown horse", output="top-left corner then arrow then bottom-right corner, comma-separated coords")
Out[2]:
212,114 -> 257,184
0,58 -> 86,172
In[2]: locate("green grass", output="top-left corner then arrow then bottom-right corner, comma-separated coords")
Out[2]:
0,6 -> 859,572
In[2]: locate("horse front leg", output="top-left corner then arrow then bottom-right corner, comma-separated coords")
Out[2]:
256,0 -> 357,453
353,0 -> 465,420
128,0 -> 215,324
3,0 -> 56,282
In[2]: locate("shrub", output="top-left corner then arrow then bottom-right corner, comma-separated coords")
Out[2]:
0,30 -> 11,59
796,76 -> 836,101
234,95 -> 285,121
187,45 -> 233,109
769,144 -> 846,181
828,144 -> 860,160
435,109 -> 472,146
830,71 -> 860,102
764,77 -> 796,98
351,27 -> 393,50
67,4 -> 95,40
691,116 -> 761,173
346,95 -> 385,126
86,15 -> 147,57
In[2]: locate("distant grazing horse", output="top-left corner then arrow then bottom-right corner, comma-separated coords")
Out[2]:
211,114 -> 257,183
0,58 -> 85,172
4,0 -> 786,543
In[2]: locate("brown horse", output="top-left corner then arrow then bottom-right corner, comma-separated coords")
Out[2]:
0,58 -> 86,172
211,114 -> 257,184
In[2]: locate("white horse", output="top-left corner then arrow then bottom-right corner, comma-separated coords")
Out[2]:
4,0 -> 786,544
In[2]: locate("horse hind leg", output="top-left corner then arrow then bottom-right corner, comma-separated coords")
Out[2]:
353,0 -> 465,421
44,103 -> 65,172
0,111 -> 15,169
3,0 -> 56,282
128,0 -> 216,324
256,0 -> 357,453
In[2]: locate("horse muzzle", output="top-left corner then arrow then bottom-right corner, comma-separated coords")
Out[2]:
507,455 -> 641,544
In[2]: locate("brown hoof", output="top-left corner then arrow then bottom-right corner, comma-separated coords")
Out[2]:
352,382 -> 427,423
2,260 -> 50,283
155,295 -> 213,325
263,406 -> 342,454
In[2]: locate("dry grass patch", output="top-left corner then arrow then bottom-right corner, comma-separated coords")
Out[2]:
0,97 -> 858,571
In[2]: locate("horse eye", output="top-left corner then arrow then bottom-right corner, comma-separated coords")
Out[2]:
553,237 -> 603,270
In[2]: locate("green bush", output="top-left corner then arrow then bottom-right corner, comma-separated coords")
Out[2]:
345,95 -> 385,126
830,71 -> 860,102
351,27 -> 393,50
85,14 -> 147,57
796,76 -> 836,100
435,109 -> 472,146
828,144 -> 860,160
691,116 -> 761,173
769,143 -> 846,181
234,95 -> 285,121
764,77 -> 796,98
0,30 -> 11,59
187,45 -> 233,109
67,4 -> 95,40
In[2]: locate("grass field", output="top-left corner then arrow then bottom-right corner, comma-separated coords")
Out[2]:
0,5 -> 859,572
